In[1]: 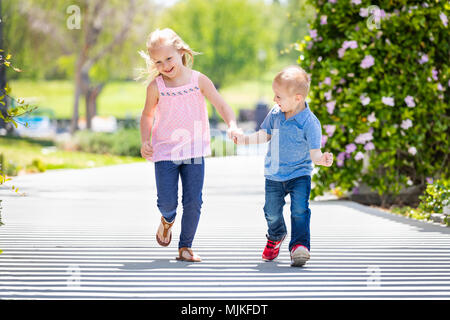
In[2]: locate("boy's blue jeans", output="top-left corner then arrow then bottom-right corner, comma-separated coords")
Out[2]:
154,157 -> 204,249
263,175 -> 311,252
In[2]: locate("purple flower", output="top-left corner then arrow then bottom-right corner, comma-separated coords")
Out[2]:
432,69 -> 439,81
338,47 -> 346,58
323,77 -> 332,86
355,152 -> 364,161
364,142 -> 375,151
401,119 -> 413,130
360,8 -> 369,17
408,146 -> 417,156
345,143 -> 357,154
382,96 -> 395,106
324,124 -> 336,137
326,101 -> 336,114
343,40 -> 358,50
320,15 -> 328,25
419,54 -> 428,64
404,96 -> 415,107
440,12 -> 448,27
329,0 -> 336,3
426,177 -> 433,184
360,94 -> 371,106
437,83 -> 444,91
309,29 -> 318,40
324,90 -> 332,101
321,135 -> 328,148
337,152 -> 346,167
360,55 -> 375,69
337,152 -> 346,161
355,131 -> 373,144
352,0 -> 361,5
367,112 -> 376,123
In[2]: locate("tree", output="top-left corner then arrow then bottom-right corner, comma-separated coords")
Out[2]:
3,0 -> 158,132
299,0 -> 449,207
273,0 -> 315,60
160,0 -> 277,89
70,0 -> 138,133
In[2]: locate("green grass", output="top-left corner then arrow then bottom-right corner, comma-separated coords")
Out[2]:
10,67 -> 280,119
0,136 -> 145,175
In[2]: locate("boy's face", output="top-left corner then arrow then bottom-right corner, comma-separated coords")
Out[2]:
272,81 -> 303,114
149,44 -> 184,79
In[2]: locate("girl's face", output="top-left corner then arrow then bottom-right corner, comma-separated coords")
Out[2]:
272,81 -> 303,114
149,44 -> 184,79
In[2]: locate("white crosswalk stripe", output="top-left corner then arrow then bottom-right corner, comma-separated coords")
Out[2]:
1,157 -> 449,299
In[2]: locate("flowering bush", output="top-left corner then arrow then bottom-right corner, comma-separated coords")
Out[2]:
299,0 -> 449,206
418,178 -> 449,214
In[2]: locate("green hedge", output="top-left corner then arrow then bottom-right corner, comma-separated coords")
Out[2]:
74,129 -> 236,158
299,0 -> 449,206
74,129 -> 142,157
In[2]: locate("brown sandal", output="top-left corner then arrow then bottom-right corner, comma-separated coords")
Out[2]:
176,247 -> 202,262
156,216 -> 175,247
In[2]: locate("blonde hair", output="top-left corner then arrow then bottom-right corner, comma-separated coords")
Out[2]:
136,28 -> 199,84
274,65 -> 310,98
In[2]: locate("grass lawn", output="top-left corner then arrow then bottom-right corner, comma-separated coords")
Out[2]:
10,68 -> 278,120
0,136 -> 145,176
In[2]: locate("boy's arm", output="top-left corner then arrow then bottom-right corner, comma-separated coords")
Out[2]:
235,130 -> 271,145
310,149 -> 333,167
198,73 -> 238,131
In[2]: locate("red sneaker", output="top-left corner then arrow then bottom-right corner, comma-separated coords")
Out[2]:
290,244 -> 310,267
262,235 -> 286,261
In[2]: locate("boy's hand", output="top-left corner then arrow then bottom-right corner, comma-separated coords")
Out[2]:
227,127 -> 244,144
232,131 -> 246,145
320,152 -> 333,167
141,141 -> 154,161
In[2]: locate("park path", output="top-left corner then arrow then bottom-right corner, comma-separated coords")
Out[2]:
0,155 -> 450,299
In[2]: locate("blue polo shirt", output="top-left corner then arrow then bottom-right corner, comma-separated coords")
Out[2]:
260,103 -> 322,181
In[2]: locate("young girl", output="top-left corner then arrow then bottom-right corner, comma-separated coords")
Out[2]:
139,28 -> 241,262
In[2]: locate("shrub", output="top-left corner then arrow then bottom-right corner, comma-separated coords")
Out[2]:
418,178 -> 449,214
73,129 -> 141,157
299,0 -> 449,206
26,159 -> 46,173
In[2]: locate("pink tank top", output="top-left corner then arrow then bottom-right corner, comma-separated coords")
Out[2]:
151,70 -> 211,162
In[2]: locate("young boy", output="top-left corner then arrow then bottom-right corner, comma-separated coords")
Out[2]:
234,66 -> 333,267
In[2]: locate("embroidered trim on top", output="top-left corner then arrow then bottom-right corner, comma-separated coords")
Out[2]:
160,86 -> 200,96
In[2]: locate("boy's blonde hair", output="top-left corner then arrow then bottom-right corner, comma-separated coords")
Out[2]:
137,28 -> 199,83
274,65 -> 310,98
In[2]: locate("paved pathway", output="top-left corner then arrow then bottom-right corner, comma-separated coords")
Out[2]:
0,156 -> 450,299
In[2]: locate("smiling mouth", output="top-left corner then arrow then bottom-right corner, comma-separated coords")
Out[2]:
164,66 -> 174,73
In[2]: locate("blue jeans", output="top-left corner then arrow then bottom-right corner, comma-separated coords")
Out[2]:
263,175 -> 311,252
154,157 -> 205,249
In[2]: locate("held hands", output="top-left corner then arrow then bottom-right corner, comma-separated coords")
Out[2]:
141,141 -> 154,161
227,126 -> 245,145
319,152 -> 334,167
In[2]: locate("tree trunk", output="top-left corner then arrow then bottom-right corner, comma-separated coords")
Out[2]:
86,83 -> 104,130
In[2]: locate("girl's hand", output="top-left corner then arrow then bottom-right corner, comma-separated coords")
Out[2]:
228,127 -> 244,144
141,141 -> 154,161
320,152 -> 333,167
232,132 -> 246,145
